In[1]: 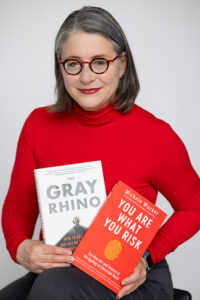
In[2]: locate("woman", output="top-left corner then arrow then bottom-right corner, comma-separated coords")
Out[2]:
1,6 -> 200,300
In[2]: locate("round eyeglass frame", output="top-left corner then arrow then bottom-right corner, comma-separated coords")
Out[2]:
59,55 -> 119,75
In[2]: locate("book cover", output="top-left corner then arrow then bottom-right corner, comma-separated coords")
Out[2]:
34,161 -> 106,251
72,180 -> 167,293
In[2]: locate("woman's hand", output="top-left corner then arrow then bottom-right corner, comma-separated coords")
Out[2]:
116,258 -> 147,299
16,239 -> 74,273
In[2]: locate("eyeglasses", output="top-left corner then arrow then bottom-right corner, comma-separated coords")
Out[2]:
59,55 -> 119,75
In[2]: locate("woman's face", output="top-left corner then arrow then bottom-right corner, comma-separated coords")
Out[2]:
60,31 -> 126,111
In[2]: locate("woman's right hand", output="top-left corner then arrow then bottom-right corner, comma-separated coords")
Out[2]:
16,239 -> 74,273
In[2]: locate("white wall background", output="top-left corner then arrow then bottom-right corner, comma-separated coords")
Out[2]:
0,0 -> 199,298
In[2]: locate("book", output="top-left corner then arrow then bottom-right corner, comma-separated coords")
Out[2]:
34,161 -> 106,251
72,180 -> 167,293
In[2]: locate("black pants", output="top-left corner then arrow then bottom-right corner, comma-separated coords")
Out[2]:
0,259 -> 173,300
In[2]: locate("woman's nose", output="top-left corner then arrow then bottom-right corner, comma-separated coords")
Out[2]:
79,64 -> 95,84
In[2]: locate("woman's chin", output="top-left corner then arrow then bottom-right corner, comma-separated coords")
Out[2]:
74,100 -> 109,112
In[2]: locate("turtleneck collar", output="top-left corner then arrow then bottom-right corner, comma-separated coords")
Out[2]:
72,101 -> 122,127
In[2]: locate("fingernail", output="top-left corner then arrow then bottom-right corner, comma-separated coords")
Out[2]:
121,280 -> 127,285
69,256 -> 74,263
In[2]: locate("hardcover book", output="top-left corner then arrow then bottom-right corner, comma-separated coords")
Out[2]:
34,161 -> 106,251
72,180 -> 167,293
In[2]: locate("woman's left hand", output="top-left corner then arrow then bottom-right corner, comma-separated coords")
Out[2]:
116,258 -> 147,299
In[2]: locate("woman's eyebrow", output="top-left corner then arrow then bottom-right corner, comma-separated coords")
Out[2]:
91,54 -> 107,59
64,54 -> 108,60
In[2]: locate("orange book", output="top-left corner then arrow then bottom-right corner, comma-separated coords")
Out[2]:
72,181 -> 167,293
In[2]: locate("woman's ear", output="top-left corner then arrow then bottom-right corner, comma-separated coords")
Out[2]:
120,52 -> 127,78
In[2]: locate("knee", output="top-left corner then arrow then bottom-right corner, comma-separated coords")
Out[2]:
28,267 -> 71,300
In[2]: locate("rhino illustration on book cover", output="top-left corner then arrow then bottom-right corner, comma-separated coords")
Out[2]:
56,216 -> 87,251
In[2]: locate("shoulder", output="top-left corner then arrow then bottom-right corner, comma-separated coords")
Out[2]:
131,106 -> 194,182
129,104 -> 160,123
26,106 -> 58,121
128,104 -> 169,131
20,106 -> 73,144
24,106 -> 70,128
129,104 -> 187,150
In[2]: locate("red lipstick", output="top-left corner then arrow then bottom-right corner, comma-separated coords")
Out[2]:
78,88 -> 101,95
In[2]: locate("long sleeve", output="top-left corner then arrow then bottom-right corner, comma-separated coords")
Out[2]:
148,121 -> 200,263
1,113 -> 39,263
2,104 -> 200,265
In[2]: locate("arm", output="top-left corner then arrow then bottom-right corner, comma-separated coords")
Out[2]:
117,121 -> 200,299
148,121 -> 200,263
2,113 -> 39,262
1,111 -> 74,271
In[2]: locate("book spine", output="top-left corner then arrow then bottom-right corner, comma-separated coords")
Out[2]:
34,170 -> 46,243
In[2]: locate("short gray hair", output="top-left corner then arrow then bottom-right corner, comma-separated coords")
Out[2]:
52,6 -> 140,113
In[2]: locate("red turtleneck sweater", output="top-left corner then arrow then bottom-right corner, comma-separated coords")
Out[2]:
2,102 -> 200,264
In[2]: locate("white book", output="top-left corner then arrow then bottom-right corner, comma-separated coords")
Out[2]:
34,161 -> 106,251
